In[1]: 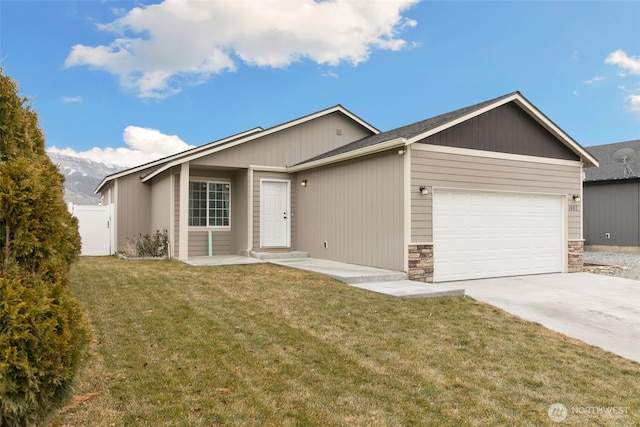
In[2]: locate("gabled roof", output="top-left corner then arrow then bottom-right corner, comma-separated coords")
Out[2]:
94,127 -> 264,193
584,139 -> 640,182
96,92 -> 598,193
290,92 -> 599,171
95,104 -> 378,193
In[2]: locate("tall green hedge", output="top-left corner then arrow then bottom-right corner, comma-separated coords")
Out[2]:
0,276 -> 90,425
1,69 -> 91,425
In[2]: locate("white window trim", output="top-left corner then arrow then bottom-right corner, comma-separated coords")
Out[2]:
188,179 -> 232,229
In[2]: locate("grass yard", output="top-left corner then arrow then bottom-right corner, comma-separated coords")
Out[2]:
51,257 -> 639,426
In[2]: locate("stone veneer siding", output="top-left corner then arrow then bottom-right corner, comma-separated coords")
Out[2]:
408,244 -> 434,283
410,241 -> 584,282
568,240 -> 584,273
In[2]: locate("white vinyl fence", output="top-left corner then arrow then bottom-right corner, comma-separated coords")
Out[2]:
68,204 -> 115,256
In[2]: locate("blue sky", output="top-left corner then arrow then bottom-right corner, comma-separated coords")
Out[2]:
1,0 -> 639,167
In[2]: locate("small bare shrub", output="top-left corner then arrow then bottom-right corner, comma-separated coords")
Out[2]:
121,230 -> 168,258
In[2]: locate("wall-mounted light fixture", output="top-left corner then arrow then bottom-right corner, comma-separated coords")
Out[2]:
419,186 -> 429,196
398,149 -> 405,155
572,194 -> 581,202
300,179 -> 307,187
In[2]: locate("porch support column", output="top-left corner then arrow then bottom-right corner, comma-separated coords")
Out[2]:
179,162 -> 190,261
247,168 -> 254,256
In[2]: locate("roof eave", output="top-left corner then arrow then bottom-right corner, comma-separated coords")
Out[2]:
286,137 -> 407,173
584,176 -> 640,183
94,178 -> 109,194
94,126 -> 265,194
511,96 -> 599,168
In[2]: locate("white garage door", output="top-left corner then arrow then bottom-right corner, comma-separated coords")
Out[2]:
433,190 -> 563,282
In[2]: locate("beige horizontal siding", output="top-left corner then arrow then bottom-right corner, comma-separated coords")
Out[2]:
411,148 -> 582,243
188,230 -> 232,257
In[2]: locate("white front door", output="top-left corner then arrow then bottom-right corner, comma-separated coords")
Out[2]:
261,180 -> 290,247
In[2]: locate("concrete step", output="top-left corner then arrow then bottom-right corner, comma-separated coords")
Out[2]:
251,251 -> 309,260
340,271 -> 408,285
351,281 -> 465,298
267,257 -> 408,284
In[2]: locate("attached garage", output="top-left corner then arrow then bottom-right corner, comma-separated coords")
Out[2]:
432,189 -> 563,282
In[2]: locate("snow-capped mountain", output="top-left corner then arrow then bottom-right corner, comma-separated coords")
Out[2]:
48,152 -> 126,205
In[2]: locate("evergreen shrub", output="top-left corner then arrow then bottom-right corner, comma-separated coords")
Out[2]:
1,68 -> 91,425
0,276 -> 90,426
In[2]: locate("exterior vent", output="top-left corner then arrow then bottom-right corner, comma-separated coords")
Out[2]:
336,128 -> 342,135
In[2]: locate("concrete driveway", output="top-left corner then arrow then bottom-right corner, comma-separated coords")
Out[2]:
436,273 -> 640,364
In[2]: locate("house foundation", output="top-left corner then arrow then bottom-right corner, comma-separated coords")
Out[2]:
408,244 -> 434,283
409,240 -> 584,283
568,239 -> 584,273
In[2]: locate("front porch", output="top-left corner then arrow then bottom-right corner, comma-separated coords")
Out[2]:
173,163 -> 295,261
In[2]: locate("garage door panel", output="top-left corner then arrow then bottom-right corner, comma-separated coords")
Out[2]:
433,190 -> 563,282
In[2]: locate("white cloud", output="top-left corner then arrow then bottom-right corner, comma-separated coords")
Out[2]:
64,0 -> 420,99
605,50 -> 640,120
48,126 -> 195,167
62,96 -> 83,103
323,69 -> 339,79
605,49 -> 640,76
583,76 -> 604,85
627,94 -> 640,118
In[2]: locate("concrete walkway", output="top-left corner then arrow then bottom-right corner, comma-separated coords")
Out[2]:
184,255 -> 464,298
182,256 -> 639,362
436,273 -> 640,363
268,257 -> 465,298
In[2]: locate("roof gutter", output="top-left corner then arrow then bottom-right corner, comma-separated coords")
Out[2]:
286,137 -> 407,173
584,176 -> 640,184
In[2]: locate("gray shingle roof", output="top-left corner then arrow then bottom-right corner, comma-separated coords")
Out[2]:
584,139 -> 640,182
295,91 -> 521,165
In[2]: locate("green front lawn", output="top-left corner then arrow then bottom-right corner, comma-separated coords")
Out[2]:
51,257 -> 639,426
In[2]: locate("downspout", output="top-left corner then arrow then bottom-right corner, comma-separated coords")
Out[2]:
637,180 -> 640,246
403,144 -> 411,273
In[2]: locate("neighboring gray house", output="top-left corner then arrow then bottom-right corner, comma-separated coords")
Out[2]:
96,92 -> 598,282
584,139 -> 640,248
